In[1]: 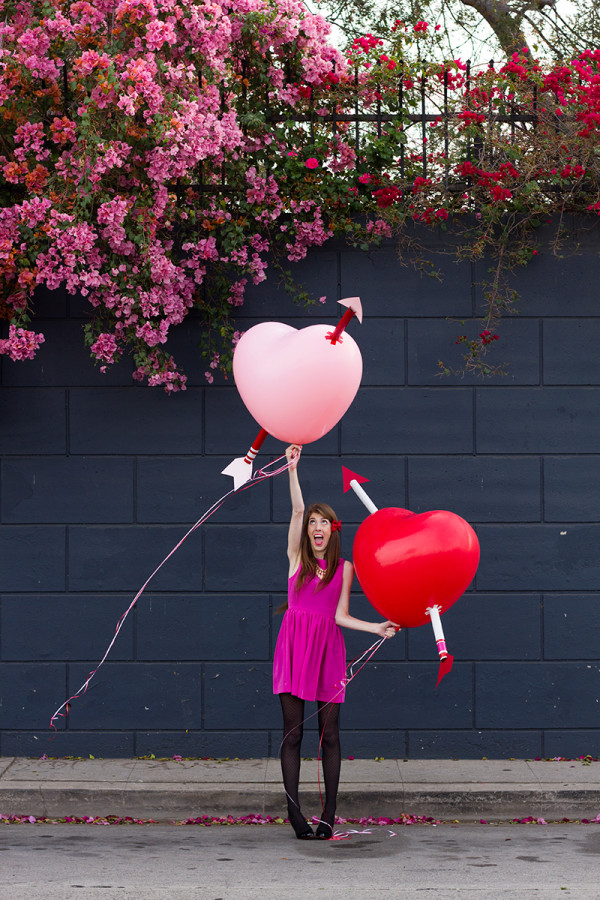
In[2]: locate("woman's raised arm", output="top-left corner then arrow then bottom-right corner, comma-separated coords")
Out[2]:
286,444 -> 304,571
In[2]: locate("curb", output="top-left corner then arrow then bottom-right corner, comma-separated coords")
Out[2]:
2,784 -> 600,823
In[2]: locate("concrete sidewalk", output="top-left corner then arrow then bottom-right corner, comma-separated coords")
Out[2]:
1,756 -> 599,823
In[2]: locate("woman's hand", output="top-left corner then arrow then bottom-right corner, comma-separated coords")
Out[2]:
376,620 -> 400,639
286,444 -> 302,468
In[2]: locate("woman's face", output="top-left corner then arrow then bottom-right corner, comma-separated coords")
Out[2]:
307,513 -> 332,557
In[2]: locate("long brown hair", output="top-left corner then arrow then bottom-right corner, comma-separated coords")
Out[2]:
276,503 -> 341,614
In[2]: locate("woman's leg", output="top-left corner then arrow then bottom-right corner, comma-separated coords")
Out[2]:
316,700 -> 341,837
279,692 -> 313,836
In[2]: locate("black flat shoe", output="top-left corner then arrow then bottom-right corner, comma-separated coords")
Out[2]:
288,810 -> 315,840
315,818 -> 334,839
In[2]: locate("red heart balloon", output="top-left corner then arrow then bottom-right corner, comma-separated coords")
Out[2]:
352,507 -> 480,628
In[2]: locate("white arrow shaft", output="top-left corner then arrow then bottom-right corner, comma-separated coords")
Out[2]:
350,480 -> 378,514
426,605 -> 448,659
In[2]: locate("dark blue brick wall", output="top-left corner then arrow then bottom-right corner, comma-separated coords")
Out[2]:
1,458 -> 134,523
543,457 -> 600,521
1,595 -> 135,661
0,390 -> 66,454
342,387 -> 474,454
2,227 -> 600,760
66,662 -> 203,730
476,387 -> 600,453
408,317 -> 541,386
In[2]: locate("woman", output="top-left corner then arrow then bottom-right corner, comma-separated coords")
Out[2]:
273,444 -> 398,840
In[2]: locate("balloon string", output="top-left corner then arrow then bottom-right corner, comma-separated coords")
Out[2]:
314,637 -> 386,825
49,454 -> 292,731
279,635 -> 387,830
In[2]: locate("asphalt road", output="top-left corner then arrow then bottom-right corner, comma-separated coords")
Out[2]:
1,822 -> 599,899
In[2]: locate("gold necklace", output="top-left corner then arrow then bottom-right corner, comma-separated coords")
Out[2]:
315,561 -> 326,580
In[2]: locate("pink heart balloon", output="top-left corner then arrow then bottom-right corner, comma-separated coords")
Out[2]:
233,321 -> 363,444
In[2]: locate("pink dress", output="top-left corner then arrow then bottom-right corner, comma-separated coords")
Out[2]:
273,558 -> 347,703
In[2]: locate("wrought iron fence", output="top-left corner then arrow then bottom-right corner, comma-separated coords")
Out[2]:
51,56 -> 550,202
189,59 -> 543,198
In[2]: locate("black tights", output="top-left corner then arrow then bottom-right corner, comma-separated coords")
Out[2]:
279,693 -> 341,831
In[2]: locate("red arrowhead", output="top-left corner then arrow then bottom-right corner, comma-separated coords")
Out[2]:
435,654 -> 454,688
342,466 -> 370,494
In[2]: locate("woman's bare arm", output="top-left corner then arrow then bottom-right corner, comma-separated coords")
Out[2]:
286,444 -> 304,575
335,561 -> 399,638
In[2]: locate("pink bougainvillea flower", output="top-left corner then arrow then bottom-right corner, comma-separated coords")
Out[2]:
0,325 -> 45,361
90,332 -> 118,363
2,3 -> 600,389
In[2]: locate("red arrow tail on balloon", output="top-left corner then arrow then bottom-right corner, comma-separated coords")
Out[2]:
221,427 -> 269,489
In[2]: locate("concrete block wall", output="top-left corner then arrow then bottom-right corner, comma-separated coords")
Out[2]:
1,221 -> 600,760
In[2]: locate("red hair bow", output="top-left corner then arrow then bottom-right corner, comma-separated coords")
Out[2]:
331,520 -> 342,532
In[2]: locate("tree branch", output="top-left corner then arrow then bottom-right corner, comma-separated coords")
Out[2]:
460,0 -> 530,56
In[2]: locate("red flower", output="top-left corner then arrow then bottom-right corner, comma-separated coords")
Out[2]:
479,330 -> 499,345
490,184 -> 513,203
372,185 -> 402,207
